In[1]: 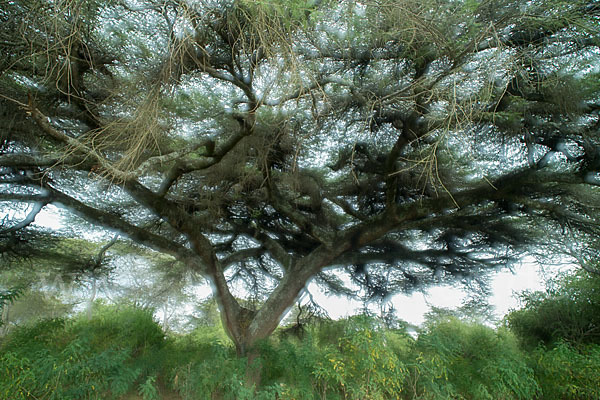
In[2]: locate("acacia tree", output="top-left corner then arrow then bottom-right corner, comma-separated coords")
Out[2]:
1,0 -> 599,357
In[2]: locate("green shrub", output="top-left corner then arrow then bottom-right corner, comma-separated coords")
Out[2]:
70,303 -> 165,354
533,341 -> 600,400
172,342 -> 254,399
505,270 -> 600,347
0,336 -> 140,399
0,304 -> 165,399
172,316 -> 407,400
0,317 -> 67,355
406,318 -> 539,400
138,375 -> 160,400
313,315 -> 407,400
257,335 -> 322,399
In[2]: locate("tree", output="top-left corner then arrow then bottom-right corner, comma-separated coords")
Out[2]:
101,249 -> 195,331
505,265 -> 600,347
0,287 -> 22,335
1,288 -> 73,335
0,235 -> 115,333
1,0 -> 599,360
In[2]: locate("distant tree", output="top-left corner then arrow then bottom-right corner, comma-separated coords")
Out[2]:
103,250 -> 194,331
0,235 -> 118,333
505,265 -> 600,347
1,0 -> 599,362
0,287 -> 22,334
423,292 -> 498,326
1,289 -> 73,335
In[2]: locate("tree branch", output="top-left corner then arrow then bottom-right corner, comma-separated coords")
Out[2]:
0,153 -> 93,169
220,247 -> 265,269
39,184 -> 202,269
26,101 -> 129,180
0,198 -> 48,233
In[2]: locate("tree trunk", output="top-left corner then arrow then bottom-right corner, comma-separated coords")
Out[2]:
162,301 -> 170,332
206,212 -> 402,391
1,303 -> 9,336
86,277 -> 97,321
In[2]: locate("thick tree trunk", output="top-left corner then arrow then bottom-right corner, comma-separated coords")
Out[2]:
201,211 -> 403,392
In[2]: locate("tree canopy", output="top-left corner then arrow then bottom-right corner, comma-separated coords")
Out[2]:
1,0 -> 599,356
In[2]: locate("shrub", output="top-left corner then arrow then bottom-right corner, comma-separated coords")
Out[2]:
0,334 -> 140,399
70,303 -> 165,355
172,342 -> 254,399
257,335 -> 322,399
313,315 -> 407,400
172,316 -> 407,400
406,318 -> 539,400
0,304 -> 165,399
533,341 -> 600,400
505,270 -> 600,347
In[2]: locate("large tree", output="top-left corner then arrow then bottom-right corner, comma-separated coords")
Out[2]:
1,0 -> 599,357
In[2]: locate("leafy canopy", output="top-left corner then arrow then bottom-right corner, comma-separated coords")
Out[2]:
1,0 -> 599,353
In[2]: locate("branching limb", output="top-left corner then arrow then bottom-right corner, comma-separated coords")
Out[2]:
158,127 -> 250,195
91,235 -> 119,271
40,184 -> 201,268
26,100 -> 128,180
220,247 -> 264,269
25,101 -> 220,181
0,199 -> 48,233
131,139 -> 214,176
0,153 -> 94,170
267,184 -> 333,245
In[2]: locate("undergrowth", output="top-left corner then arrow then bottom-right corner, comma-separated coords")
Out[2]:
1,305 -> 599,399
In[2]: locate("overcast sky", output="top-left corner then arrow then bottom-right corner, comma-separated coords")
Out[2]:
306,260 -> 557,327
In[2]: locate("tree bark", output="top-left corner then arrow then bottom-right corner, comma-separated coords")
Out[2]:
86,277 -> 97,321
1,303 -> 9,336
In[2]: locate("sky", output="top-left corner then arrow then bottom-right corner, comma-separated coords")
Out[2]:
305,260 -> 554,327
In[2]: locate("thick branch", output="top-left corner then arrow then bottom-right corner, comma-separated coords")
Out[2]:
123,180 -> 217,265
42,185 -> 200,267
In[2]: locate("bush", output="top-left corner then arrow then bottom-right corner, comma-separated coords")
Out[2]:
406,318 -> 539,400
70,303 -> 165,355
532,341 -> 600,400
312,315 -> 407,400
0,304 -> 165,399
172,316 -> 408,400
257,335 -> 322,399
505,270 -> 600,347
5,303 -> 600,399
172,342 -> 256,400
0,331 -> 140,399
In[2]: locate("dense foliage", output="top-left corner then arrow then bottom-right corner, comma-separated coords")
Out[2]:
505,268 -> 600,347
503,268 -> 600,399
2,0 -> 599,359
0,305 -> 164,400
1,268 -> 599,400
